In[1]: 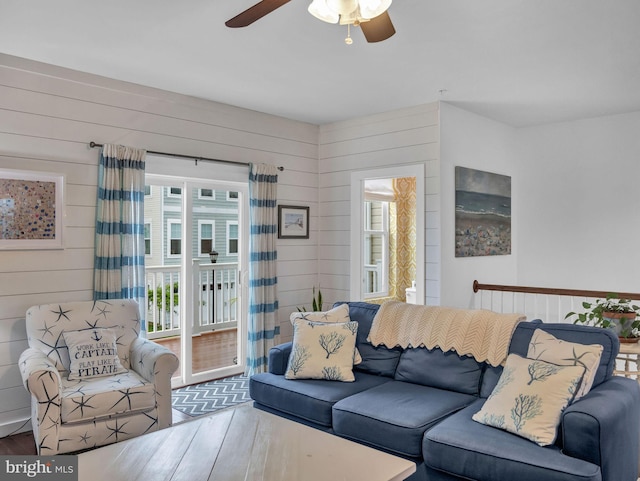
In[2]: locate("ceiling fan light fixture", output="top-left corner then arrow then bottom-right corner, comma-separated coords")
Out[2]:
308,0 -> 339,23
226,0 -> 395,44
338,8 -> 362,25
327,0 -> 359,16
308,0 -> 391,25
358,0 -> 392,19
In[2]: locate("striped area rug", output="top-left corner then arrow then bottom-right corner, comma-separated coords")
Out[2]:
171,375 -> 251,417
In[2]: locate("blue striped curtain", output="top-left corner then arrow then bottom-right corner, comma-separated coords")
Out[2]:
94,144 -> 147,333
246,163 -> 280,375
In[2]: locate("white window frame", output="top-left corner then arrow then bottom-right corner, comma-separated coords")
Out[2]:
144,220 -> 152,257
198,188 -> 215,200
227,221 -> 239,256
198,220 -> 215,257
167,219 -> 182,258
363,200 -> 389,299
167,186 -> 182,198
350,164 -> 425,305
227,191 -> 239,201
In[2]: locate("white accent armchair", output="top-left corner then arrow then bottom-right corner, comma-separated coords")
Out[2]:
19,299 -> 179,455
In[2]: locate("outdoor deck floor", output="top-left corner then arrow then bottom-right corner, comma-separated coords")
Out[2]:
154,328 -> 238,375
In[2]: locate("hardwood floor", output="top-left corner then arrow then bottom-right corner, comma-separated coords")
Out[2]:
0,409 -> 194,455
0,431 -> 36,455
0,331 -> 237,456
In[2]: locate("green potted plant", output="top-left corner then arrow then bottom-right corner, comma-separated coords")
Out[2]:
297,286 -> 323,312
565,294 -> 640,342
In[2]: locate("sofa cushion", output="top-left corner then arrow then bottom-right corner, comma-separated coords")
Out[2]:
290,303 -> 362,364
424,400 -> 602,481
332,380 -> 477,458
285,319 -> 358,382
480,364 -> 504,398
61,370 -> 155,424
509,322 -> 618,389
527,328 -> 603,400
472,354 -> 585,446
394,347 -> 483,395
249,371 -> 392,427
335,302 -> 402,376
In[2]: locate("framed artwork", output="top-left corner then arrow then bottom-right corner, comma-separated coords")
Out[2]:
278,205 -> 309,239
455,166 -> 511,257
0,169 -> 64,250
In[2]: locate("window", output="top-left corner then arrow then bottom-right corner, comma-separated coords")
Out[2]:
199,188 -> 214,199
363,200 -> 389,298
198,220 -> 215,256
144,185 -> 151,196
144,222 -> 151,256
227,221 -> 238,255
227,191 -> 239,201
168,220 -> 182,256
168,187 -> 182,197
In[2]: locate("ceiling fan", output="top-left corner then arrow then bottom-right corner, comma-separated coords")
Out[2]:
226,0 -> 395,44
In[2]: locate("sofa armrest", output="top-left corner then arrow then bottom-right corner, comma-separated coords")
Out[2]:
562,376 -> 640,481
131,338 -> 179,428
268,342 -> 292,375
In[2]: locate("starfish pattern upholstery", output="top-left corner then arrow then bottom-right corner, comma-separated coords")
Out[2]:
19,300 -> 179,454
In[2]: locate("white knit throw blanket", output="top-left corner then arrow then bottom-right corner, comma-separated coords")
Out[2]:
368,301 -> 526,367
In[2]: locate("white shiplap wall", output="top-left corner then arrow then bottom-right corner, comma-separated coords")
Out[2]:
0,54 -> 318,435
317,102 -> 441,308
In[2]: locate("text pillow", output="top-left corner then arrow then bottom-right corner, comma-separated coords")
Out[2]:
527,328 -> 603,400
290,303 -> 362,364
285,319 -> 358,382
472,353 -> 585,446
63,328 -> 127,380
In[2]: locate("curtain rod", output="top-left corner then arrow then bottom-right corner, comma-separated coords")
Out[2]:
88,142 -> 284,171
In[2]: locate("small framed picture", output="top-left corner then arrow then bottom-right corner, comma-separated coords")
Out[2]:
278,205 -> 309,239
0,169 -> 65,250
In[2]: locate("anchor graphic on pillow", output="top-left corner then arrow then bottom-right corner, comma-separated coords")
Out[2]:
91,330 -> 103,342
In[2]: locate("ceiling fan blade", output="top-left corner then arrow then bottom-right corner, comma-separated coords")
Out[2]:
360,11 -> 396,43
225,0 -> 291,28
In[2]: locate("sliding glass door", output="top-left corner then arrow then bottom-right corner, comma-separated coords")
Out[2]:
145,175 -> 247,387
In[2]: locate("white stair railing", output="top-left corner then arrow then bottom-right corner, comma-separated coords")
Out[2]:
472,279 -> 640,323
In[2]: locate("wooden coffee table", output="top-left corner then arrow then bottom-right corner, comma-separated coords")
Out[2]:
77,403 -> 416,481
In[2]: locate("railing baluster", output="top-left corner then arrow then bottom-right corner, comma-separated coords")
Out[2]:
143,262 -> 241,339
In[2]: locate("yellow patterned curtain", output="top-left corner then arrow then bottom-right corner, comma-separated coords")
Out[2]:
393,177 -> 416,301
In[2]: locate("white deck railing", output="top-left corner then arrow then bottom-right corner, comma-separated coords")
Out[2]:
146,262 -> 238,339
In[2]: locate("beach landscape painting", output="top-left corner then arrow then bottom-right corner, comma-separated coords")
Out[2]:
455,167 -> 511,257
278,205 -> 309,239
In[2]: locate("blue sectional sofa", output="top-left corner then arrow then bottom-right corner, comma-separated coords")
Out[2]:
250,301 -> 640,481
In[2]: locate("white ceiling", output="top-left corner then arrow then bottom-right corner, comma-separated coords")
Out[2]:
1,0 -> 639,127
